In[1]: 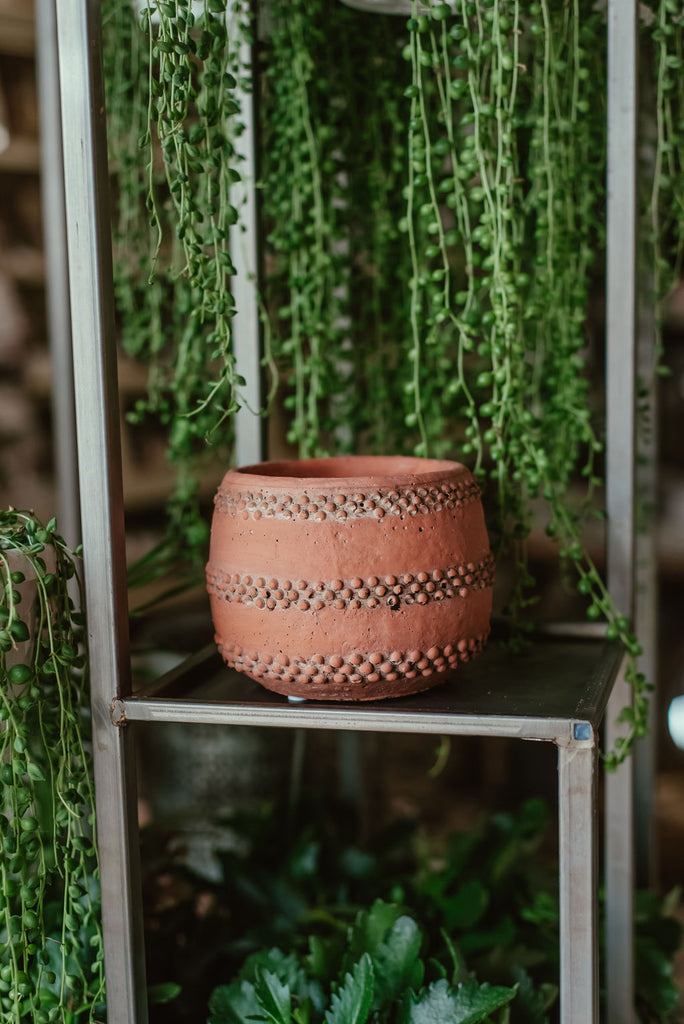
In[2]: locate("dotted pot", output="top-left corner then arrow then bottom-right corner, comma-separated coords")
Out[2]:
206,455 -> 494,701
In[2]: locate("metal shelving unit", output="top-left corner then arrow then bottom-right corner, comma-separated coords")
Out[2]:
47,0 -> 645,1021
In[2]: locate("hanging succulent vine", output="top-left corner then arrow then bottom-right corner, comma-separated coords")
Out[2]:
261,0 -> 607,552
645,0 -> 684,359
342,24 -> 414,453
261,0 -> 412,456
0,512 -> 104,1023
258,0 -> 659,766
260,0 -> 339,456
401,0 -> 657,769
103,0 -> 253,589
100,0 -> 684,765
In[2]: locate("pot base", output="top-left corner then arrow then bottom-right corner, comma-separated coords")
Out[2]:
217,632 -> 489,701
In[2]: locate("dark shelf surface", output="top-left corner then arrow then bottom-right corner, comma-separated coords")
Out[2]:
120,632 -> 624,743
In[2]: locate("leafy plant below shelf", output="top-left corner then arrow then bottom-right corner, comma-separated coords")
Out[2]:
140,795 -> 682,1023
207,898 -> 517,1024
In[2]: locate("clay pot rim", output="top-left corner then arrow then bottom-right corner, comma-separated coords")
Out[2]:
226,455 -> 472,489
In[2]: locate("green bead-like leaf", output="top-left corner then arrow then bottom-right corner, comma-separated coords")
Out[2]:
26,763 -> 46,783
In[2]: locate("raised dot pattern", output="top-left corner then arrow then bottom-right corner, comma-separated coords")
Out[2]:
214,479 -> 482,522
217,635 -> 489,690
206,553 -> 495,611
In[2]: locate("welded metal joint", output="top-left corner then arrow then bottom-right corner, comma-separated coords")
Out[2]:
110,699 -> 127,727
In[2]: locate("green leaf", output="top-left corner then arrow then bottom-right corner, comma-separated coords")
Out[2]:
307,932 -> 346,985
288,838 -> 319,880
442,880 -> 489,930
509,968 -> 558,1023
372,915 -> 424,1005
36,989 -> 59,1009
324,953 -> 374,1024
254,967 -> 292,1024
339,846 -> 377,880
520,890 -> 558,926
458,914 -> 516,956
347,900 -> 403,962
208,979 -> 263,1024
26,761 -> 46,782
401,978 -> 517,1024
148,982 -> 181,1005
242,949 -> 326,1016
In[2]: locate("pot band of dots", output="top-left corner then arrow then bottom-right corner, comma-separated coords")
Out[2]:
214,478 -> 482,522
207,552 -> 494,612
217,634 -> 489,688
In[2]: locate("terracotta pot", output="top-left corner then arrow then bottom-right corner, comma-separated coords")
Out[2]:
206,455 -> 494,701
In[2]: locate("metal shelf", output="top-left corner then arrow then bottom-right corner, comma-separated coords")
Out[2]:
119,635 -> 623,743
114,632 -> 622,1023
47,0 -> 644,1021
115,630 -> 617,1023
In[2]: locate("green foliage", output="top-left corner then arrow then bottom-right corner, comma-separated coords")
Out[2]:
149,981 -> 183,1005
632,888 -> 684,1022
101,1 -> 684,757
400,977 -> 518,1024
260,0 -> 412,457
207,898 -> 517,1024
259,0 -> 662,765
103,0 -> 253,588
325,954 -> 374,1024
259,0 -> 684,766
0,510 -> 104,1023
141,796 -> 682,1024
259,0 -> 607,494
643,0 -> 684,370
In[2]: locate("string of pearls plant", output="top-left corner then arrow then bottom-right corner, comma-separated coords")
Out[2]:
258,0 -> 679,767
104,0 -> 252,589
647,0 -> 684,363
102,0 -> 684,765
0,511 -> 104,1023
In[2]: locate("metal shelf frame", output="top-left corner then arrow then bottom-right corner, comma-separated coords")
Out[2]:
46,0 -> 646,1021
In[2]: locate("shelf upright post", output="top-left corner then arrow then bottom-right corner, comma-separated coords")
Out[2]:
605,0 -> 638,1016
54,1 -> 148,1021
35,0 -> 80,549
558,732 -> 599,1024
